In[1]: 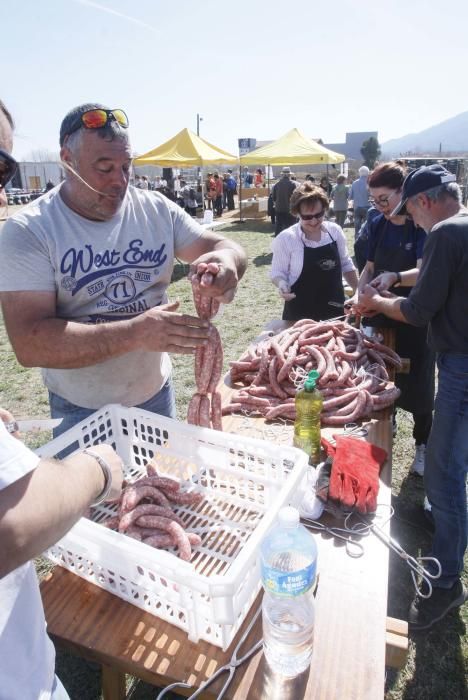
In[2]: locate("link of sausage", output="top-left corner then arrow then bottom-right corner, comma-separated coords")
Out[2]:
298,329 -> 334,347
363,338 -> 402,365
277,342 -> 298,383
371,386 -> 401,408
322,389 -> 359,411
136,510 -> 186,528
322,389 -> 367,425
136,516 -> 193,560
199,395 -> 211,427
102,515 -> 120,529
197,325 -> 218,394
194,345 -> 206,393
129,475 -> 180,493
119,503 -> 179,532
280,330 -> 300,353
271,339 -> 285,368
187,392 -> 202,425
265,403 -> 297,420
233,393 -> 276,407
120,485 -> 171,514
211,391 -> 223,431
252,341 -> 272,386
207,330 -> 223,393
304,345 -> 327,376
317,346 -> 339,384
143,531 -> 202,550
268,356 -> 288,399
165,489 -> 204,506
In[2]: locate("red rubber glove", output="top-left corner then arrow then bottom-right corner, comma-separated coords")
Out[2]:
327,436 -> 387,514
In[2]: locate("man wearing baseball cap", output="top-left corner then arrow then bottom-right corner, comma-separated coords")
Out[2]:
358,164 -> 468,632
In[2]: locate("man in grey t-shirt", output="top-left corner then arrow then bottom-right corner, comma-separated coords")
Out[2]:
0,103 -> 247,436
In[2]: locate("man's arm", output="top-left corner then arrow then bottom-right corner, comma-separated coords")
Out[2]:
0,292 -> 210,368
358,285 -> 407,322
0,443 -> 123,578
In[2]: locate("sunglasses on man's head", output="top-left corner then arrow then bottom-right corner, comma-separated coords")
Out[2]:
64,109 -> 129,141
300,209 -> 325,221
0,148 -> 18,191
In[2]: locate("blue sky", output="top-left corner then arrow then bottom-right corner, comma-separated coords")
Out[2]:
3,0 -> 468,160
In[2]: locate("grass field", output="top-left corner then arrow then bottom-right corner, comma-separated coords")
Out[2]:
0,216 -> 466,699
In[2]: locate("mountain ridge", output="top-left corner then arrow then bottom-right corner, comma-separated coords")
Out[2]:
382,111 -> 468,156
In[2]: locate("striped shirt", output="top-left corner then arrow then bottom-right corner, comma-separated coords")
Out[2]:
270,221 -> 356,287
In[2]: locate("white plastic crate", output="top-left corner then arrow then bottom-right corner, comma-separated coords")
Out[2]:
36,404 -> 308,649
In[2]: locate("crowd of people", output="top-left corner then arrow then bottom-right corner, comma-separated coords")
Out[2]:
0,95 -> 466,698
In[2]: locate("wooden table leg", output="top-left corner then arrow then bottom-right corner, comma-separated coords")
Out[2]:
102,664 -> 126,700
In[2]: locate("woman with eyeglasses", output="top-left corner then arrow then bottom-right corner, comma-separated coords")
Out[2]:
352,161 -> 435,476
271,183 -> 358,321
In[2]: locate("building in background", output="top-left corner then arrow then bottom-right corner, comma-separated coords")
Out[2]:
9,161 -> 65,191
325,132 -> 378,160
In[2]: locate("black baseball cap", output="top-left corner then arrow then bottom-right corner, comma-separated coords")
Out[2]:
391,164 -> 457,216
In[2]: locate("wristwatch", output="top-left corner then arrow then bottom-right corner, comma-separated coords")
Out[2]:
395,271 -> 402,285
5,421 -> 19,434
83,448 -> 113,506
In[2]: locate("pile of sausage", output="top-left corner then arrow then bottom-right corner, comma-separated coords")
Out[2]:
223,318 -> 402,426
103,460 -> 203,562
187,264 -> 223,430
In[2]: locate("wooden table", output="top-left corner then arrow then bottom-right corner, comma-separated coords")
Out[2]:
41,324 -> 406,699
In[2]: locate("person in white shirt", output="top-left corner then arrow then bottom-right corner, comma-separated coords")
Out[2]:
271,183 -> 358,320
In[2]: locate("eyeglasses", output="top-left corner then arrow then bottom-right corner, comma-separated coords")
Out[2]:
0,148 -> 18,191
64,109 -> 129,141
300,209 -> 325,221
369,190 -> 400,208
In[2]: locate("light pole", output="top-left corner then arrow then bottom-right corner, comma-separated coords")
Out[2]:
196,114 -> 203,187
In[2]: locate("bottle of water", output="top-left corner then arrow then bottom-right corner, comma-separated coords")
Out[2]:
260,506 -> 317,677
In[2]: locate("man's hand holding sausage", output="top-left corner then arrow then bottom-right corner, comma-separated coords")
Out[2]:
189,251 -> 241,304
135,302 -> 210,355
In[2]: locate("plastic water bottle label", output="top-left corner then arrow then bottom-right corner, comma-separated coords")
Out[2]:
261,562 -> 316,596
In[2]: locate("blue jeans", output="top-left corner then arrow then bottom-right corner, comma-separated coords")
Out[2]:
49,377 -> 176,454
425,353 -> 468,587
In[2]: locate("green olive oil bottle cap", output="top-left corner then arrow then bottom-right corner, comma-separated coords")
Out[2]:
304,369 -> 319,391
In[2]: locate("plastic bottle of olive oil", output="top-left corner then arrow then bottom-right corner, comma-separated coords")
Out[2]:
293,370 -> 323,464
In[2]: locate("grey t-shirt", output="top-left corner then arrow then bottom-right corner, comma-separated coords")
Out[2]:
0,186 -> 203,408
401,210 -> 468,353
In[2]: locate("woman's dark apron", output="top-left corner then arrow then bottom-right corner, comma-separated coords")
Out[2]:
282,232 -> 345,322
365,219 -> 434,415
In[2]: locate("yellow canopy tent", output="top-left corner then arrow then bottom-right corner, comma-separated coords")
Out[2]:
133,127 -> 238,166
239,128 -> 345,166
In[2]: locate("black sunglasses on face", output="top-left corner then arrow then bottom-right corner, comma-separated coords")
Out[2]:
300,210 -> 325,221
0,148 -> 18,190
